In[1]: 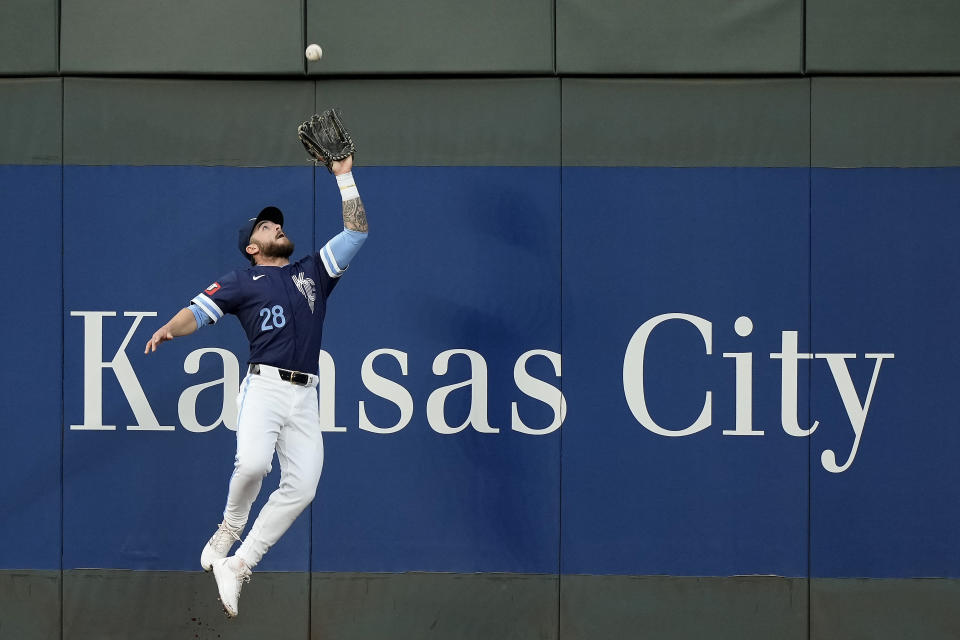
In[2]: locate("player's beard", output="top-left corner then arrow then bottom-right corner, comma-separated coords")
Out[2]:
257,237 -> 295,260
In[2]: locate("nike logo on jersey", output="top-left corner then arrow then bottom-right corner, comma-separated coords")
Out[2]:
252,274 -> 267,280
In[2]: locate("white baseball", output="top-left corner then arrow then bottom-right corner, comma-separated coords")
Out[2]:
305,44 -> 323,61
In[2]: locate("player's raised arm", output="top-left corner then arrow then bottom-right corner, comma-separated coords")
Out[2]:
317,157 -> 369,279
298,109 -> 368,277
332,156 -> 368,232
144,307 -> 200,354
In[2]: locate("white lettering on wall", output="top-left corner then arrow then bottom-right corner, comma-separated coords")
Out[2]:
770,331 -> 818,436
622,314 -> 895,472
67,309 -> 894,473
511,349 -> 566,435
359,348 -> 414,434
722,316 -> 764,436
622,313 -> 713,437
817,353 -> 895,473
178,348 -> 239,433
427,349 -> 499,434
70,311 -> 173,431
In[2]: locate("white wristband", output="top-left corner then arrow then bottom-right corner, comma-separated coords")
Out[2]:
336,171 -> 359,201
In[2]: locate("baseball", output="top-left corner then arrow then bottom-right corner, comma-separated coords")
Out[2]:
305,44 -> 323,61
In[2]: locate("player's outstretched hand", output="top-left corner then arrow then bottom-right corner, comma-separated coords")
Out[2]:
297,109 -> 356,172
331,154 -> 353,175
145,327 -> 174,354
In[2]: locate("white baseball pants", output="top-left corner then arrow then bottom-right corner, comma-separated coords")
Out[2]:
221,367 -> 324,569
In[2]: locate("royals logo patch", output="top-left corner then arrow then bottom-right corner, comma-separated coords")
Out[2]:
291,272 -> 316,313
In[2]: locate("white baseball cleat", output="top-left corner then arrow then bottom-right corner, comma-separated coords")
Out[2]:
212,556 -> 251,618
201,522 -> 242,572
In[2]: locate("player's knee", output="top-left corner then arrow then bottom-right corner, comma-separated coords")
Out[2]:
290,484 -> 317,509
233,456 -> 272,481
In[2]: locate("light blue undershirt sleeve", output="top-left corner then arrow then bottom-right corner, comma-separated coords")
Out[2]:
326,227 -> 368,271
188,303 -> 214,330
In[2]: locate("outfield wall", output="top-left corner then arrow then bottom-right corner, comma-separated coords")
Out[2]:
2,2 -> 960,639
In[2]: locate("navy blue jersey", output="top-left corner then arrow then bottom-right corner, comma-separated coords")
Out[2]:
191,253 -> 340,374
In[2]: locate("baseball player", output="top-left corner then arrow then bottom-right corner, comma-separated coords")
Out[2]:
144,149 -> 366,617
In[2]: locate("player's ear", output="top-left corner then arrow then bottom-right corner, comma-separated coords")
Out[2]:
245,243 -> 259,257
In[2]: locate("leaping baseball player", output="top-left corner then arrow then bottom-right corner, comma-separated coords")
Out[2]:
145,110 -> 366,618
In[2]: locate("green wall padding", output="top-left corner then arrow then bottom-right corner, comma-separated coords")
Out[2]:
812,78 -> 960,167
312,573 -> 559,640
557,0 -> 802,74
64,79 -> 314,166
307,0 -> 553,74
315,79 -> 560,166
8,570 -> 960,639
562,79 -> 809,167
561,575 -> 808,640
811,578 -> 960,640
60,0 -> 303,75
62,570 -> 309,640
0,79 -> 61,165
0,571 -> 60,640
0,0 -> 58,75
807,0 -> 960,72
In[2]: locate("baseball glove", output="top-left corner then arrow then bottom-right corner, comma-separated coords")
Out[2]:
297,108 -> 356,171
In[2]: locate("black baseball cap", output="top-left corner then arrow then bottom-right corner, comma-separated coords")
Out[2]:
238,206 -> 284,259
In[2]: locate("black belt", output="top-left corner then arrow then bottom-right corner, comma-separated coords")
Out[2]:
249,363 -> 312,386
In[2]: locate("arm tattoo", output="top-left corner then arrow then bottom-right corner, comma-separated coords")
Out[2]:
342,197 -> 368,232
